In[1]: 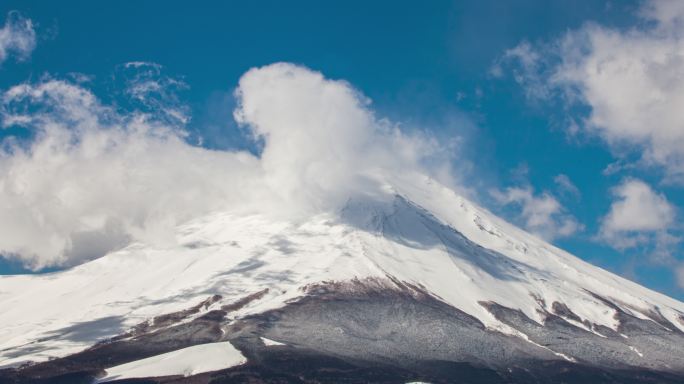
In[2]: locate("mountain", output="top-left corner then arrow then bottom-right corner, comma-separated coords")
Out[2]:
1,175 -> 683,383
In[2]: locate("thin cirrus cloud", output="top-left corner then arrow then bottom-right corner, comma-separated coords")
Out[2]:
0,11 -> 35,65
0,62 -> 453,269
553,173 -> 581,199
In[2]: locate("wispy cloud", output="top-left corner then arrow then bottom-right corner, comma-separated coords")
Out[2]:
553,174 -> 581,199
119,62 -> 190,125
491,186 -> 582,241
677,264 -> 684,289
0,11 -> 35,65
491,41 -> 550,100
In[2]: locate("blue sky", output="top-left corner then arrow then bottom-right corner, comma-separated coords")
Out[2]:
1,0 -> 683,300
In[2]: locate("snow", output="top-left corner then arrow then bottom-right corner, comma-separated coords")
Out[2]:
0,174 -> 683,367
261,337 -> 286,346
98,341 -> 246,382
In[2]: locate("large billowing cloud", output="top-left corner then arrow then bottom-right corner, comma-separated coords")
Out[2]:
234,64 -> 442,215
0,12 -> 35,65
0,63 -> 447,269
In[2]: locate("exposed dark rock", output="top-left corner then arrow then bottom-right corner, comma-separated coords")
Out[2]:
1,281 -> 683,384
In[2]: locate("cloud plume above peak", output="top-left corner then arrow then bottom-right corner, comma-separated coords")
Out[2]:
235,63 -> 443,214
0,63 -> 450,269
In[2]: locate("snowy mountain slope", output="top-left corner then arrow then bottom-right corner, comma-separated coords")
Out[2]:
0,174 -> 683,382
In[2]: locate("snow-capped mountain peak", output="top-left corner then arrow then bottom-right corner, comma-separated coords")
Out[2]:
1,175 -> 683,381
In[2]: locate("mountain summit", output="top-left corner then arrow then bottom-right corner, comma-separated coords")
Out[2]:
1,174 -> 683,383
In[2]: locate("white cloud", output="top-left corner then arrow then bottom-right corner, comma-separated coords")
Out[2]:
493,41 -> 550,100
498,1 -> 684,279
0,63 -> 450,269
599,179 -> 676,250
0,79 -> 258,268
639,0 -> 684,30
119,62 -> 190,125
234,63 -> 448,213
502,0 -> 684,183
677,263 -> 684,289
554,174 -> 580,199
0,12 -> 35,65
491,186 -> 582,241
